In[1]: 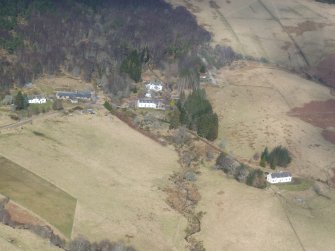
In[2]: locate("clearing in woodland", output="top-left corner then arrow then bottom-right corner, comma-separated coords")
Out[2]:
0,156 -> 77,238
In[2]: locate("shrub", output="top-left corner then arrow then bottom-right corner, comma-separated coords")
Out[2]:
103,101 -> 113,112
168,108 -> 181,129
52,99 -> 63,110
68,236 -> 91,251
173,126 -> 190,146
234,164 -> 250,183
184,171 -> 197,181
14,91 -> 28,110
246,169 -> 266,189
268,146 -> 292,168
216,152 -> 239,175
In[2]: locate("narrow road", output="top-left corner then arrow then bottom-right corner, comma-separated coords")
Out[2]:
0,119 -> 32,130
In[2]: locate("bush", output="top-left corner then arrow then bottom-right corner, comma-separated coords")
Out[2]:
259,158 -> 266,167
68,237 -> 137,251
173,126 -> 190,146
14,91 -> 28,110
268,146 -> 292,168
68,236 -> 91,251
216,152 -> 239,175
103,101 -> 113,112
234,164 -> 250,183
52,99 -> 63,110
168,108 -> 181,129
246,169 -> 266,189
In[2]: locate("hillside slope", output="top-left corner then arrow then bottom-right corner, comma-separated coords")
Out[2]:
0,0 -> 210,95
167,0 -> 335,72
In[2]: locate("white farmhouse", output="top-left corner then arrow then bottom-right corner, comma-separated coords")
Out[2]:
146,80 -> 163,92
137,99 -> 164,110
28,96 -> 47,104
267,172 -> 292,184
137,99 -> 158,109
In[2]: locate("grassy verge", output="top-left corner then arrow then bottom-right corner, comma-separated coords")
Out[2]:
0,156 -> 76,238
275,177 -> 313,191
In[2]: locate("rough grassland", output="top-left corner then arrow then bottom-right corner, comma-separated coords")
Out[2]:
0,110 -> 187,250
195,167 -> 335,251
206,63 -> 335,181
0,157 -> 77,238
0,224 -> 62,251
168,0 -> 335,70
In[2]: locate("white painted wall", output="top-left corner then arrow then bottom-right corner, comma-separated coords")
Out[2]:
137,100 -> 157,109
28,98 -> 47,104
267,174 -> 292,184
146,83 -> 163,92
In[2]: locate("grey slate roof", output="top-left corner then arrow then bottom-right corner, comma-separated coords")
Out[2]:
270,172 -> 291,178
57,91 -> 91,99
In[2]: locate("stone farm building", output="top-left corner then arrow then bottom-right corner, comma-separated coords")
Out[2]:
267,172 -> 292,184
28,96 -> 47,104
56,91 -> 92,103
137,99 -> 165,110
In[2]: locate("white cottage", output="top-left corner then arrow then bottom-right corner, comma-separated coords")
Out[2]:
137,99 -> 164,110
267,172 -> 292,184
137,99 -> 158,109
28,96 -> 47,104
146,80 -> 163,92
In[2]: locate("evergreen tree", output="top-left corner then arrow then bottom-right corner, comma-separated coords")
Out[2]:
121,50 -> 142,82
260,147 -> 269,167
14,91 -> 28,110
268,146 -> 292,168
168,108 -> 181,129
178,89 -> 219,141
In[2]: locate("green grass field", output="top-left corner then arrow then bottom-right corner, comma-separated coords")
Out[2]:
275,178 -> 314,191
0,156 -> 76,238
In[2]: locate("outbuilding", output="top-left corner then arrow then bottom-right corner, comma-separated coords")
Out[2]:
28,96 -> 47,104
146,80 -> 163,92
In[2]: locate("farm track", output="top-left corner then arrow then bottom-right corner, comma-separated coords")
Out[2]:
0,112 -> 58,131
0,119 -> 32,130
257,0 -> 310,68
273,189 -> 307,251
209,2 -> 247,56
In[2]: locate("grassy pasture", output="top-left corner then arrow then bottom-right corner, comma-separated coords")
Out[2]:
0,111 -> 187,250
0,156 -> 76,238
275,178 -> 314,191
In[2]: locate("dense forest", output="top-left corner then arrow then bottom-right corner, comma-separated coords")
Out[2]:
0,0 -> 211,96
316,0 -> 335,3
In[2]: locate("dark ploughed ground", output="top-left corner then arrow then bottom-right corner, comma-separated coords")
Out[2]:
288,99 -> 335,144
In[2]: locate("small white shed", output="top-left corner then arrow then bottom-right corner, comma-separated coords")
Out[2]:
28,96 -> 47,104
